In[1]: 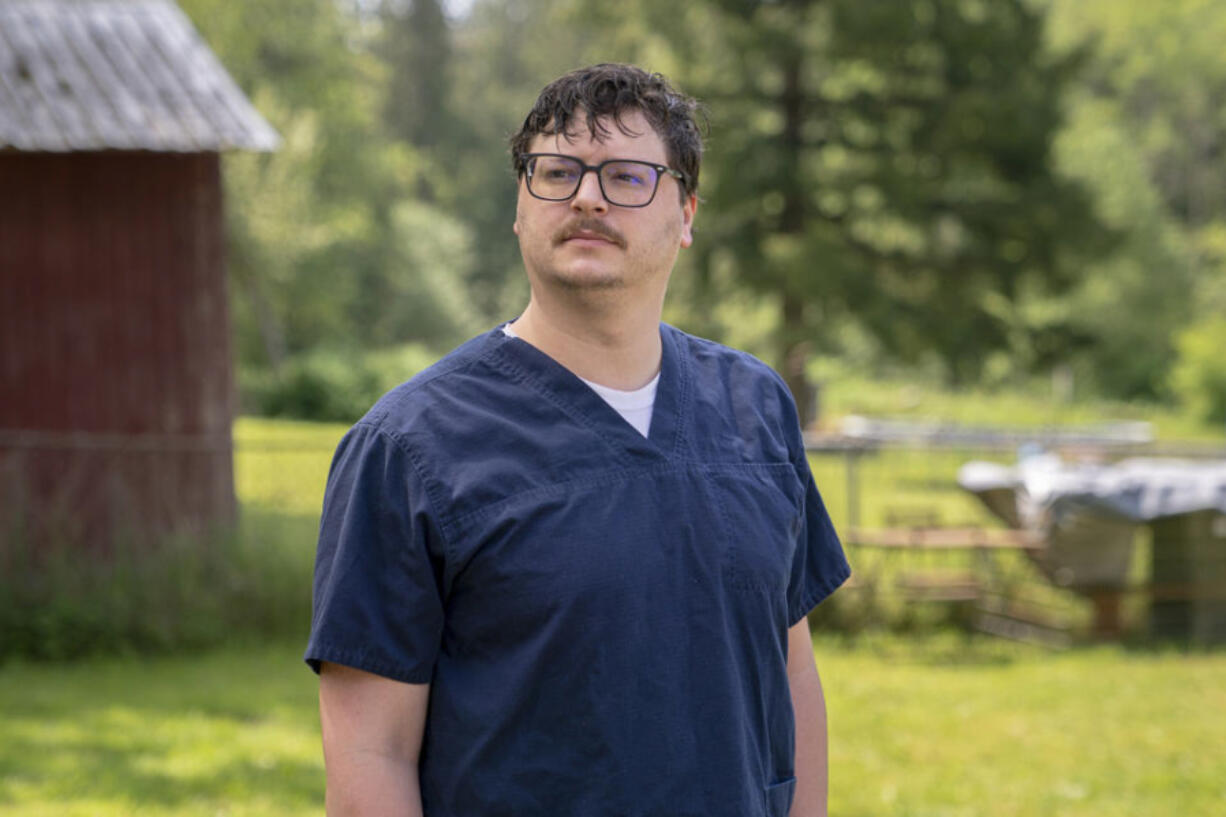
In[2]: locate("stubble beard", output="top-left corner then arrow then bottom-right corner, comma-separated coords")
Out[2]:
521,229 -> 630,293
517,207 -> 681,299
545,263 -> 627,292
547,219 -> 630,291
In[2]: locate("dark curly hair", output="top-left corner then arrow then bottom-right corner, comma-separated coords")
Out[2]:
510,63 -> 704,200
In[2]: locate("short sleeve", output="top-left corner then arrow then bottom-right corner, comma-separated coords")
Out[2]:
304,422 -> 444,683
785,453 -> 852,624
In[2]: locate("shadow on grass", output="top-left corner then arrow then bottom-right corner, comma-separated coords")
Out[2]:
0,641 -> 324,814
814,628 -> 1063,667
0,502 -> 328,813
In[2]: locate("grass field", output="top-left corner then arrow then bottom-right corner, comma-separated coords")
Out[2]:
0,643 -> 322,817
825,635 -> 1226,817
1,637 -> 1223,816
3,408 -> 1223,814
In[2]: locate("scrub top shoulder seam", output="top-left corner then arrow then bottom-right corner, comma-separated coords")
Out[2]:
346,418 -> 463,562
484,344 -> 640,469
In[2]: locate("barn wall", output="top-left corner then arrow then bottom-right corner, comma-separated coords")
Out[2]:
0,152 -> 236,549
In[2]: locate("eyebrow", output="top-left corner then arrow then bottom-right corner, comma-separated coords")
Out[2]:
531,152 -> 670,166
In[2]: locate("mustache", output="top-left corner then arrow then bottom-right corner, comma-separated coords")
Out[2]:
553,219 -> 626,248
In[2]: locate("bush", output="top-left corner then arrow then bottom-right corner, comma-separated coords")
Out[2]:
1170,319 -> 1226,425
241,343 -> 438,423
0,511 -> 315,663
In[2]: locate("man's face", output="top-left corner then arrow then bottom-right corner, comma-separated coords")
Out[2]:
513,109 -> 696,299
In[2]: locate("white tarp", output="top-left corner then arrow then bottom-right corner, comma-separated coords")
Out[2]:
958,455 -> 1226,589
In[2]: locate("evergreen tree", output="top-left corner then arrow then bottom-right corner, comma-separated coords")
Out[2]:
686,0 -> 1111,419
380,0 -> 454,148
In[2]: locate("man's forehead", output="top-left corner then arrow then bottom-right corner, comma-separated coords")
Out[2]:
530,109 -> 665,156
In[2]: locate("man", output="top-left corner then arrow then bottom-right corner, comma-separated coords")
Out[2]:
306,63 -> 850,817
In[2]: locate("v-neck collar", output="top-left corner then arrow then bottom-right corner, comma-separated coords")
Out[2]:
483,323 -> 689,464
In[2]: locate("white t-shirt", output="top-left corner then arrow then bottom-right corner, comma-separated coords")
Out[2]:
502,324 -> 657,437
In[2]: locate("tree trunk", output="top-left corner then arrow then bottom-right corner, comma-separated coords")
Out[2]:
232,258 -> 286,372
778,49 -> 815,428
781,292 -> 815,428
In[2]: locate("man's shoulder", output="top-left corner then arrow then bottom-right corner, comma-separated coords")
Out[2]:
664,324 -> 790,394
663,324 -> 803,461
355,327 -> 506,437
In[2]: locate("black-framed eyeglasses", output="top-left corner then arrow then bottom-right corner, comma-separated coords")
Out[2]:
522,153 -> 685,208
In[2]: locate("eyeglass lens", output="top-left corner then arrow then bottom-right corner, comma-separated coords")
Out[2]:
529,156 -> 661,206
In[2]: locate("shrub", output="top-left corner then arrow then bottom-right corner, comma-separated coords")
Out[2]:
0,510 -> 315,664
1170,319 -> 1226,425
241,343 -> 437,423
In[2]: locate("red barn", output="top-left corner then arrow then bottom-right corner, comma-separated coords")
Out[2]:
0,0 -> 278,550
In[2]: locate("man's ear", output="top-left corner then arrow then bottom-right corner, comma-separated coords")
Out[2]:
679,194 -> 697,248
513,176 -> 525,236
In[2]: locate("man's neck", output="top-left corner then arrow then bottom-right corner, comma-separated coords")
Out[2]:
509,298 -> 663,391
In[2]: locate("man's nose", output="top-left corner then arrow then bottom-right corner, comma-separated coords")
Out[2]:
570,169 -> 608,213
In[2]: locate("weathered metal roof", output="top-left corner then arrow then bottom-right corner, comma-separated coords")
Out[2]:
0,0 -> 279,152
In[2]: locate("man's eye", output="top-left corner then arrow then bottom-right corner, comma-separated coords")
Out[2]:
608,166 -> 649,186
542,168 -> 576,181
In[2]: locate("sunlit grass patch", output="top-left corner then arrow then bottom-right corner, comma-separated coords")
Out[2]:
0,643 -> 324,817
818,635 -> 1226,817
233,416 -> 348,517
2,635 -> 1222,816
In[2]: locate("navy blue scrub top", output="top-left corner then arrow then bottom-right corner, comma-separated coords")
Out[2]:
306,324 -> 850,817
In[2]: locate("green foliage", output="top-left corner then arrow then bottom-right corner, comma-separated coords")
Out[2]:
814,358 -> 1224,440
241,343 -> 438,423
241,350 -> 380,423
0,512 -> 313,664
1045,0 -> 1226,397
379,201 -> 484,346
379,0 -> 454,147
223,96 -> 349,368
0,418 -> 352,664
1046,0 -> 1226,236
181,0 -> 479,373
664,0 -> 1112,389
178,0 -> 1224,409
1171,319 -> 1226,425
435,0 -> 616,319
1051,97 -> 1194,398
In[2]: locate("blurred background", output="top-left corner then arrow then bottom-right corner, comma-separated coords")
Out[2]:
2,0 -> 1225,815
217,0 -> 1226,427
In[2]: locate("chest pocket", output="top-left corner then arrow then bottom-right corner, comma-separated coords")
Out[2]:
711,465 -> 804,596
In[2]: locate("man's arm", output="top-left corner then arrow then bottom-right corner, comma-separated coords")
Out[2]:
787,617 -> 829,817
319,662 -> 430,817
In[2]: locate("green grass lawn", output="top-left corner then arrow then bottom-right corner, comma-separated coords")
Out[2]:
0,642 -> 323,817
232,416 -> 349,518
4,409 -> 1222,814
2,636 -> 1222,816
822,635 -> 1226,817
